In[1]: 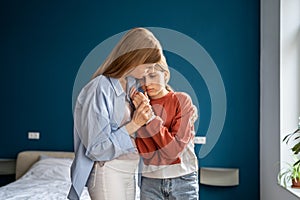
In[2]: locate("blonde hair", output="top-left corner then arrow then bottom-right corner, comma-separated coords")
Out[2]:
92,28 -> 167,79
155,63 -> 173,92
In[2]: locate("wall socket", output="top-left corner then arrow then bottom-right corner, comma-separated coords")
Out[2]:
194,136 -> 206,144
28,132 -> 40,140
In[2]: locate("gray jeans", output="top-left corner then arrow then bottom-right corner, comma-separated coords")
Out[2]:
140,171 -> 199,200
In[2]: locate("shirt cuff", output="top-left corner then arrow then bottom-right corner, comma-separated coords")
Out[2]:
146,113 -> 156,125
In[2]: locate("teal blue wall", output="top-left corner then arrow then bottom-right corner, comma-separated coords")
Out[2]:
0,1 -> 259,199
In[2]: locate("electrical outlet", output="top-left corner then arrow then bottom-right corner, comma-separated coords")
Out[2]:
194,136 -> 206,144
28,132 -> 40,140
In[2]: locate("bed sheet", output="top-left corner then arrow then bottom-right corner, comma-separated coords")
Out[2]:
0,157 -> 90,200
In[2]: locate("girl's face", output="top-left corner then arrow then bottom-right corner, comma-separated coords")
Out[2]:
139,65 -> 169,99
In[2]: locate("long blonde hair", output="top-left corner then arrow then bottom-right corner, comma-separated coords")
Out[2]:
92,28 -> 167,79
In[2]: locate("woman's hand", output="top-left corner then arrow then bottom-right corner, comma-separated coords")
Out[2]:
190,105 -> 198,125
125,101 -> 153,135
133,101 -> 152,126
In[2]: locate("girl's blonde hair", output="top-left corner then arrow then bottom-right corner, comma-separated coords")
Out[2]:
154,63 -> 172,92
92,28 -> 167,79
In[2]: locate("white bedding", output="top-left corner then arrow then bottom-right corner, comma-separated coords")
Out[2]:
0,157 -> 91,200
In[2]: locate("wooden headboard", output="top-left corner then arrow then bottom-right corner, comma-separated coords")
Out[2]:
15,151 -> 74,180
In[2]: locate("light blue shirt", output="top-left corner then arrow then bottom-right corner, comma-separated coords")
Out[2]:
68,75 -> 138,200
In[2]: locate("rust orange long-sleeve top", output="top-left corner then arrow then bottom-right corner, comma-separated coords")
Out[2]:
135,92 -> 195,166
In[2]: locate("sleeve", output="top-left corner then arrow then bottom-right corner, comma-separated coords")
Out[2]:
136,93 -> 195,164
74,79 -> 135,161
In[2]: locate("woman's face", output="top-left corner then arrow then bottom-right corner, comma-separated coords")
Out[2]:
126,63 -> 155,79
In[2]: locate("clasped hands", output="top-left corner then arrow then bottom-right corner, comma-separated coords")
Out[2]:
125,88 -> 154,135
130,88 -> 154,126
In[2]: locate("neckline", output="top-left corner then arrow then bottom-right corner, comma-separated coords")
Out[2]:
150,91 -> 173,103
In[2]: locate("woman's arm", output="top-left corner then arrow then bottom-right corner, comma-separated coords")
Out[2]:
74,78 -> 138,161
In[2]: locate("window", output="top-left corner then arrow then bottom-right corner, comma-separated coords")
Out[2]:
280,0 -> 300,196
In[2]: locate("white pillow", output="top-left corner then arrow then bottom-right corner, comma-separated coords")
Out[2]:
21,157 -> 73,182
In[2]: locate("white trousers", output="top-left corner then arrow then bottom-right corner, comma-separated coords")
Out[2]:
87,158 -> 139,200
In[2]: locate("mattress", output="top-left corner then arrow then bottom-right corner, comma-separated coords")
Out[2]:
0,156 -> 90,200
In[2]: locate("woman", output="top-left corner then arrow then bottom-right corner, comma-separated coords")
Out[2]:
68,28 -> 166,200
132,63 -> 199,199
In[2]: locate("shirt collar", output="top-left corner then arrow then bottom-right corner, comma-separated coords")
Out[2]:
109,77 -> 124,96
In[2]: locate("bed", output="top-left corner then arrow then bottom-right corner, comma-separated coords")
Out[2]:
0,151 -> 91,200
